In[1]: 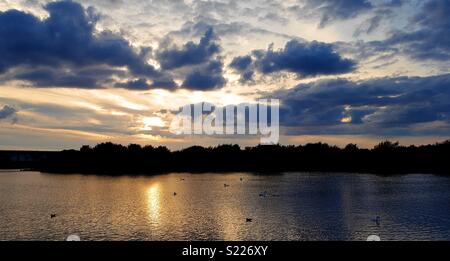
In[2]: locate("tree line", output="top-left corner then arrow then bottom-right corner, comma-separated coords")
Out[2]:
8,140 -> 447,175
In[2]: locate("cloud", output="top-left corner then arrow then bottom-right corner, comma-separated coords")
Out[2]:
12,67 -> 123,88
0,96 -> 168,137
0,0 -> 174,89
229,55 -> 254,82
114,78 -> 150,90
156,27 -> 221,70
158,26 -> 228,90
384,0 -> 404,7
303,0 -> 373,28
353,0 -> 406,37
149,77 -> 178,89
169,19 -> 296,44
230,55 -> 253,71
385,0 -> 450,61
274,74 -> 450,136
230,39 -> 356,81
182,60 -> 226,90
353,11 -> 386,37
0,105 -> 16,120
114,77 -> 177,90
258,12 -> 288,25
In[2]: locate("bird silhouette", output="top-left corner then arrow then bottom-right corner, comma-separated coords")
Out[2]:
372,216 -> 381,226
50,214 -> 56,219
246,218 -> 253,222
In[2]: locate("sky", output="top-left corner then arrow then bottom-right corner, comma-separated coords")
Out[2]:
0,0 -> 449,150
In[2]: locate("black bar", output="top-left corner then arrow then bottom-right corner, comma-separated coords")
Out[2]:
1,242 -> 449,260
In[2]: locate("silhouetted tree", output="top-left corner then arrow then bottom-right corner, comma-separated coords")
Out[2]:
3,139 -> 449,175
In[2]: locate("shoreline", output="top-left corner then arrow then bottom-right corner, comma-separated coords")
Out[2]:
1,168 -> 447,177
2,141 -> 450,176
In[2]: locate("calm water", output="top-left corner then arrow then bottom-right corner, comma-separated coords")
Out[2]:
1,171 -> 450,241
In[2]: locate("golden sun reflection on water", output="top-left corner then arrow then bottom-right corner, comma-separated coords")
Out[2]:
146,183 -> 161,223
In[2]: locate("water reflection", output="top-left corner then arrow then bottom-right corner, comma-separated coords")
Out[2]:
146,183 -> 161,224
1,171 -> 450,240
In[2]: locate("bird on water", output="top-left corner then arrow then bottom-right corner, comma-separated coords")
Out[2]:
372,216 -> 381,226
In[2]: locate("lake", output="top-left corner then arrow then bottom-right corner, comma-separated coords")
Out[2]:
1,171 -> 450,241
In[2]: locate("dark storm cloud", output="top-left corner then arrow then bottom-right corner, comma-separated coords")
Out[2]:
149,77 -> 178,89
385,0 -> 450,61
114,78 -> 150,90
274,74 -> 450,135
229,55 -> 253,71
229,55 -> 254,82
230,40 -> 356,81
240,71 -> 255,83
182,60 -> 226,90
156,28 -> 221,70
303,0 -> 373,28
0,0 -> 174,89
253,40 -> 357,75
12,67 -> 124,88
114,76 -> 177,90
0,105 -> 16,120
157,25 -> 227,91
